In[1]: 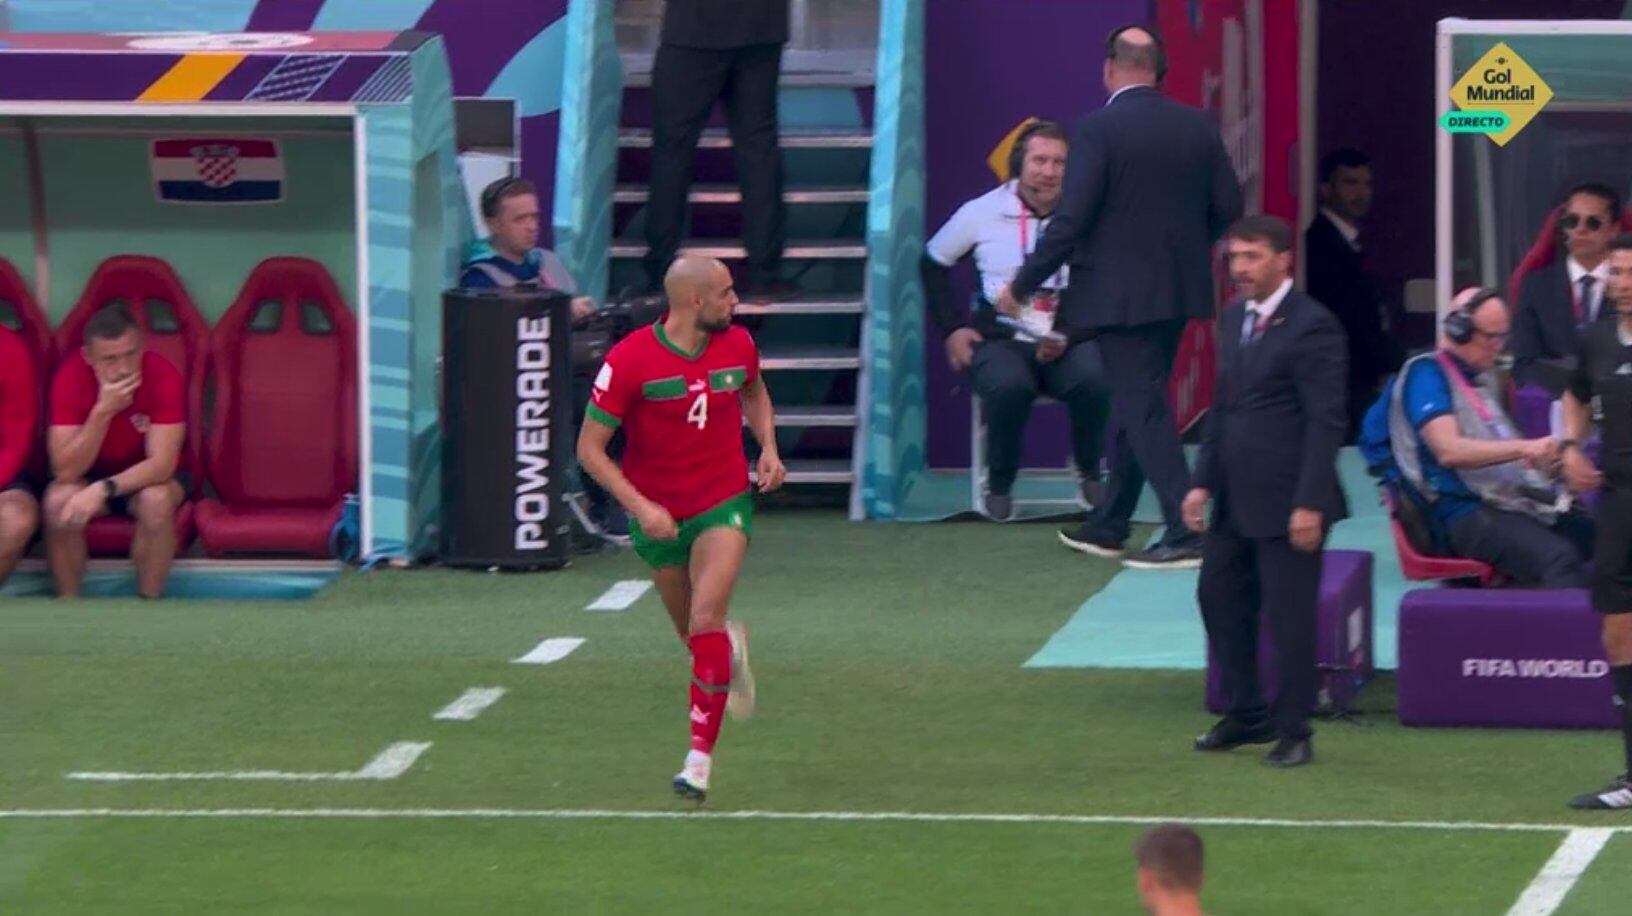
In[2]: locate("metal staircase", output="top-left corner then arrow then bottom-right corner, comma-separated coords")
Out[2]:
608,1 -> 879,490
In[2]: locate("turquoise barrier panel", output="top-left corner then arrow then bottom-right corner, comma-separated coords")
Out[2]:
357,38 -> 469,562
361,105 -> 415,559
857,0 -> 927,520
552,0 -> 622,305
408,36 -> 472,559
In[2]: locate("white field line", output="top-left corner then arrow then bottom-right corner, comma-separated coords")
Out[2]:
586,580 -> 651,611
65,742 -> 432,783
2,808 -> 1628,834
432,688 -> 507,721
1505,828 -> 1615,916
513,637 -> 585,665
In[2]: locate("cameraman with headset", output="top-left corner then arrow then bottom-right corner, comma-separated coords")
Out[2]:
461,176 -> 628,540
1359,287 -> 1590,587
920,119 -> 1111,521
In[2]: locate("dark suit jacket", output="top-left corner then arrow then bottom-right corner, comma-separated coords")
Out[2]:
1304,212 -> 1392,382
661,0 -> 789,48
1010,86 -> 1242,338
1194,289 -> 1350,538
1512,259 -> 1615,393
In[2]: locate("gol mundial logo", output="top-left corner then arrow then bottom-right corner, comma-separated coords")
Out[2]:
1441,41 -> 1553,147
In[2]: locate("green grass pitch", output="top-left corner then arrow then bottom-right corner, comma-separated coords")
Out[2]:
3,511 -> 1628,913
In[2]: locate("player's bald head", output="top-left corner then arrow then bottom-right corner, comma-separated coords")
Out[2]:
664,256 -> 727,305
665,255 -> 738,332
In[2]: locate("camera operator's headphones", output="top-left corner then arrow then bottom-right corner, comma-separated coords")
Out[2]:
1106,24 -> 1168,84
1443,287 -> 1502,344
1007,119 -> 1062,182
479,176 -> 527,220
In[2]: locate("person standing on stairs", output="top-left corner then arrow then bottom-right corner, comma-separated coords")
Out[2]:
643,0 -> 798,301
921,119 -> 1112,521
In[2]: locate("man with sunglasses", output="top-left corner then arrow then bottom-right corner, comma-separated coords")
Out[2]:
1361,288 -> 1590,588
1513,183 -> 1622,394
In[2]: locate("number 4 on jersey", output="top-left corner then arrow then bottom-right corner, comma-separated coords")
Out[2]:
687,392 -> 708,430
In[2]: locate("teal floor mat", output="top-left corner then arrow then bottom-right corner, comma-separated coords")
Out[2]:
1,562 -> 341,601
1026,448 -> 1408,671
896,469 -> 1163,524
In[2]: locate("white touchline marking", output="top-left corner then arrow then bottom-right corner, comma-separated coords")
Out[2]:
513,637 -> 585,665
432,688 -> 506,721
2,808 -> 1628,834
65,742 -> 433,783
352,742 -> 433,779
586,580 -> 651,612
1505,828 -> 1615,916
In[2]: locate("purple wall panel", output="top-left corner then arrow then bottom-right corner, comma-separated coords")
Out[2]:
923,0 -> 1147,467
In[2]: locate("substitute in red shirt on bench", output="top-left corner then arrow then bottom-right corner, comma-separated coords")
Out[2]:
45,303 -> 187,599
0,324 -> 41,587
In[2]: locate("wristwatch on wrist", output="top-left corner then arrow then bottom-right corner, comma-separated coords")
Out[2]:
1559,438 -> 1581,454
101,478 -> 118,499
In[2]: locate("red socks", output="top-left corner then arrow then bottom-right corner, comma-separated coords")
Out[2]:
688,629 -> 732,754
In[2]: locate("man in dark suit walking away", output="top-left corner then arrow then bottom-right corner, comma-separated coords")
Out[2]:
1304,148 -> 1400,440
643,0 -> 796,299
1000,24 -> 1242,569
1186,216 -> 1348,768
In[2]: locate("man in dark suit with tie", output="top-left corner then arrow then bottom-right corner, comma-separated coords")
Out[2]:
998,24 -> 1242,569
1185,216 -> 1348,768
1512,183 -> 1621,395
1304,148 -> 1401,440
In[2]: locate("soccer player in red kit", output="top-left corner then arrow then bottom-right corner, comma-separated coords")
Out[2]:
0,323 -> 41,587
45,304 -> 187,599
578,256 -> 786,801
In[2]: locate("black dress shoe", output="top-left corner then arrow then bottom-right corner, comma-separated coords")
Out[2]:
1058,523 -> 1126,558
1192,718 -> 1275,752
1123,534 -> 1204,570
1264,737 -> 1314,768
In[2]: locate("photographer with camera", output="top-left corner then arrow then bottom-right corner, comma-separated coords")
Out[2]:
461,177 -> 627,540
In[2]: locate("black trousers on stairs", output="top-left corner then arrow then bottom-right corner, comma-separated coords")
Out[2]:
643,42 -> 788,290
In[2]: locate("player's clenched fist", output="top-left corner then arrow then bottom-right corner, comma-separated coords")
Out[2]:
756,451 -> 786,493
634,500 -> 678,541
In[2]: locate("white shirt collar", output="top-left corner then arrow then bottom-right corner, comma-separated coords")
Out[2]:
1246,278 -> 1294,320
1566,257 -> 1609,285
1320,207 -> 1361,249
1619,323 -> 1632,347
1106,83 -> 1154,106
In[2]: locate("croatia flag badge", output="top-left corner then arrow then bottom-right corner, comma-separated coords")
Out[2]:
151,138 -> 285,204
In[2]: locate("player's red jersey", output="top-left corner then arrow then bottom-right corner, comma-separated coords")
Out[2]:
587,322 -> 758,519
49,350 -> 188,478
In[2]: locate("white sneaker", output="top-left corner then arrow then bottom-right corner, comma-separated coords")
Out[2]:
673,750 -> 711,801
726,621 -> 756,719
1569,773 -> 1632,810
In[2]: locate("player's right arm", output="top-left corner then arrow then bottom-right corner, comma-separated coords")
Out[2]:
577,349 -> 678,539
48,363 -> 131,481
